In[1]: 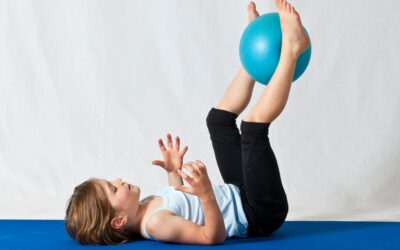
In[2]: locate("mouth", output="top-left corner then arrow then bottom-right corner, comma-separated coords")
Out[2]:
128,184 -> 132,190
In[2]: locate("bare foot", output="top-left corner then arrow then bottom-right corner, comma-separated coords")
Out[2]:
247,1 -> 260,23
275,0 -> 310,58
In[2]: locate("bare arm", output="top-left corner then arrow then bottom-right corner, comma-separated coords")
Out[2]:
198,192 -> 226,243
175,161 -> 226,244
147,210 -> 225,245
167,171 -> 183,186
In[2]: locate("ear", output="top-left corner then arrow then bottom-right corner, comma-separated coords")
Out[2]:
110,215 -> 127,230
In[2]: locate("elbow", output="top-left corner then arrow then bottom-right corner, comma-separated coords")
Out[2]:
212,228 -> 226,245
202,225 -> 226,245
208,235 -> 226,245
213,237 -> 225,245
205,239 -> 224,245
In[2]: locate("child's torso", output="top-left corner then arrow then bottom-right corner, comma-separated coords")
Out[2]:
138,184 -> 249,239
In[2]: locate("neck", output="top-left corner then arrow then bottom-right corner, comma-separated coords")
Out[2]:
128,198 -> 151,233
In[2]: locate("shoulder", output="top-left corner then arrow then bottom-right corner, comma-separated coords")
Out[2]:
147,209 -> 175,226
146,210 -> 178,239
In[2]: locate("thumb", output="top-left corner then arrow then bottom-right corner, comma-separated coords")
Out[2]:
175,185 -> 189,193
152,160 -> 165,167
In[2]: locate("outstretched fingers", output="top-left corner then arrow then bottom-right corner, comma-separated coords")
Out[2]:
179,145 -> 189,157
166,133 -> 173,148
174,135 -> 180,150
158,138 -> 167,152
158,133 -> 185,152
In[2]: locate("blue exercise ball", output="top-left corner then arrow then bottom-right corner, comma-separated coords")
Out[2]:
239,12 -> 311,85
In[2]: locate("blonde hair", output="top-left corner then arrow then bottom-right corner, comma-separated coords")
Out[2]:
64,178 -> 142,245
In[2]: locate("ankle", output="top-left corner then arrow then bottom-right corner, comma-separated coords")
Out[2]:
279,46 -> 301,62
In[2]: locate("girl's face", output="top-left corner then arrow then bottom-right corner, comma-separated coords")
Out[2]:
101,178 -> 141,217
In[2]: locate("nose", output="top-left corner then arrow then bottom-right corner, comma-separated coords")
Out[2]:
113,178 -> 124,186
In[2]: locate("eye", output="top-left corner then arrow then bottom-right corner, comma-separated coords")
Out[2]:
108,182 -> 117,193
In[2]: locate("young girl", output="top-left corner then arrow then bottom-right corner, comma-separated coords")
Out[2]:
65,0 -> 310,245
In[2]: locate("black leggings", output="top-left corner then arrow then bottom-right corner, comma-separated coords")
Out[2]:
206,107 -> 289,237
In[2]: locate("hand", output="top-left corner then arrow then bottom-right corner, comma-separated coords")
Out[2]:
175,160 -> 214,199
152,133 -> 189,173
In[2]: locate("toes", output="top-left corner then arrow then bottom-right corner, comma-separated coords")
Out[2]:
278,0 -> 291,12
247,1 -> 259,22
247,1 -> 255,10
292,6 -> 298,15
254,6 -> 260,17
277,0 -> 296,13
276,0 -> 301,19
247,1 -> 256,13
286,2 -> 291,12
290,5 -> 300,18
275,0 -> 283,11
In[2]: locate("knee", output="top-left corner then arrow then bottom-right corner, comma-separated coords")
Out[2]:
243,113 -> 273,124
206,109 -> 217,126
206,108 -> 238,127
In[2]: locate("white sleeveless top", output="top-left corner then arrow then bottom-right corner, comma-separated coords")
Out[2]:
141,183 -> 248,240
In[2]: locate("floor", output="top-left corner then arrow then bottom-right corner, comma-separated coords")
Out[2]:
0,220 -> 399,249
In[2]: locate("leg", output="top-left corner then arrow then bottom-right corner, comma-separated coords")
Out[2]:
206,2 -> 261,186
244,0 -> 310,124
243,53 -> 296,123
206,108 -> 243,186
216,67 -> 255,115
215,2 -> 260,115
240,121 -> 288,236
240,0 -> 310,236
